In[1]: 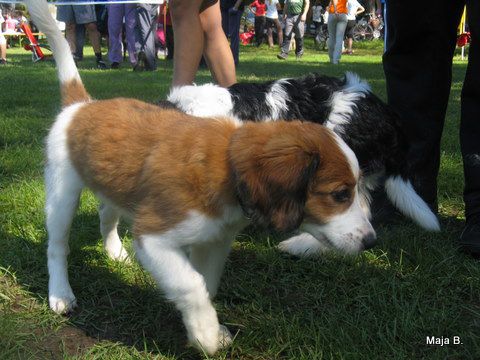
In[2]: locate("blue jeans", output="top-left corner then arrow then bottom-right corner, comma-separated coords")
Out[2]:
221,8 -> 243,65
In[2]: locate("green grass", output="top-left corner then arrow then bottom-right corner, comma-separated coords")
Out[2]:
1,40 -> 479,359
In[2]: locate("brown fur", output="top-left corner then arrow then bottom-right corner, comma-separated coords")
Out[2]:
61,79 -> 90,107
67,99 -> 355,238
229,121 -> 355,231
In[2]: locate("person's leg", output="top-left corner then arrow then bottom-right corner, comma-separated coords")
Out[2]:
56,5 -> 76,54
135,4 -> 158,70
107,4 -> 124,64
74,24 -> 85,60
266,18 -> 274,47
280,15 -> 293,56
383,0 -> 464,210
0,35 -> 7,62
461,0 -> 480,225
124,4 -> 138,65
293,16 -> 305,56
228,8 -> 242,65
85,22 -> 102,55
333,14 -> 347,62
170,0 -> 205,86
327,14 -> 337,62
274,18 -> 283,46
200,1 -> 236,86
257,16 -> 266,46
254,16 -> 262,46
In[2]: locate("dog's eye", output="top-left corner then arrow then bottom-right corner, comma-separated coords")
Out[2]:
331,189 -> 351,203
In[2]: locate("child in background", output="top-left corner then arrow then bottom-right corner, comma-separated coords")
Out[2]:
249,0 -> 267,46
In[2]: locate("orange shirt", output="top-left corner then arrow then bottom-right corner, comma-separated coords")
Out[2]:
329,0 -> 348,14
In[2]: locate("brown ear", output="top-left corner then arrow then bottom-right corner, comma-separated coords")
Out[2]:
229,122 -> 321,233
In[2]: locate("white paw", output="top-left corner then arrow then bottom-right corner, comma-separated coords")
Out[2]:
49,293 -> 77,314
189,323 -> 232,355
277,232 -> 331,258
106,245 -> 130,263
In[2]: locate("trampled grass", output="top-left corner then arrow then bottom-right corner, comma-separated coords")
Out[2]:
1,40 -> 479,359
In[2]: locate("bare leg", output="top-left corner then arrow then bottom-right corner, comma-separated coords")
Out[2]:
85,22 -> 102,54
200,2 -> 236,87
0,35 -> 7,61
65,22 -> 77,54
170,0 -> 204,86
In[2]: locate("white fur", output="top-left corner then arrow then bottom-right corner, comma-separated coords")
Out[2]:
45,103 -> 85,314
167,84 -> 235,119
278,232 -> 332,257
133,209 -> 245,354
24,0 -> 79,86
264,80 -> 290,120
385,176 -> 440,231
325,72 -> 370,131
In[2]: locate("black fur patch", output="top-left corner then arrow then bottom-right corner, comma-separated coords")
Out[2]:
228,73 -> 410,180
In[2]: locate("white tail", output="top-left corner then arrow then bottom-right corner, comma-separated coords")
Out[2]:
385,176 -> 440,231
24,0 -> 80,85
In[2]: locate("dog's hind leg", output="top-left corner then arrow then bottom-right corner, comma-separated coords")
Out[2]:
45,161 -> 83,314
189,237 -> 234,299
99,203 -> 129,262
134,234 -> 232,355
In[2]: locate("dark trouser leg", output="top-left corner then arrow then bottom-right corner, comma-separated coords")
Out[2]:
294,18 -> 305,55
75,24 -> 85,59
135,4 -> 159,70
383,0 -> 465,211
461,0 -> 480,220
228,10 -> 242,65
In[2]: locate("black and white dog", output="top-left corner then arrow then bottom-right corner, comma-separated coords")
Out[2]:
167,72 -> 440,256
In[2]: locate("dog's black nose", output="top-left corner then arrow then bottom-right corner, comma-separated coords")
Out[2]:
362,232 -> 377,250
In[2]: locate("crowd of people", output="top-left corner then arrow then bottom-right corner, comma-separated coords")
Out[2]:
0,0 -> 384,68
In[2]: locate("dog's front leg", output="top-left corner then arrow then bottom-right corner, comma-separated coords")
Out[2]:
278,232 -> 332,257
189,237 -> 235,299
134,234 -> 232,355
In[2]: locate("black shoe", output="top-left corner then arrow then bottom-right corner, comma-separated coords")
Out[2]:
96,60 -> 107,70
295,52 -> 303,60
459,216 -> 480,258
0,59 -> 6,65
111,62 -> 120,69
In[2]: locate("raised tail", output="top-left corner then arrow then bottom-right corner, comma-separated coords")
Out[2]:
24,0 -> 90,107
385,176 -> 440,231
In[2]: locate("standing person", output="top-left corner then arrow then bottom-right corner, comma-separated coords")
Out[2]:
249,0 -> 267,46
134,3 -> 159,71
0,7 -> 6,65
383,1 -> 480,256
277,0 -> 310,60
265,0 -> 282,48
220,0 -> 244,65
343,0 -> 364,54
108,3 -> 137,69
170,0 -> 236,87
327,0 -> 348,64
56,0 -> 107,69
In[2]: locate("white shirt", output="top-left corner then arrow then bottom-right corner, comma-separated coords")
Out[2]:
347,0 -> 362,20
312,5 -> 323,22
266,0 -> 279,19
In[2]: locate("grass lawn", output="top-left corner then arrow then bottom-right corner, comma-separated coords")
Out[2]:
1,40 -> 479,359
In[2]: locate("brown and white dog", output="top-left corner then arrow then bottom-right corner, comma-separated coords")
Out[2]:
27,0 -> 375,355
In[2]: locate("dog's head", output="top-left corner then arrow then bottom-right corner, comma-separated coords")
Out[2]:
229,121 -> 375,254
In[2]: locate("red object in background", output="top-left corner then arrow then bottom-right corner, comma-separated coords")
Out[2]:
240,30 -> 255,45
20,22 -> 45,61
457,32 -> 471,47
